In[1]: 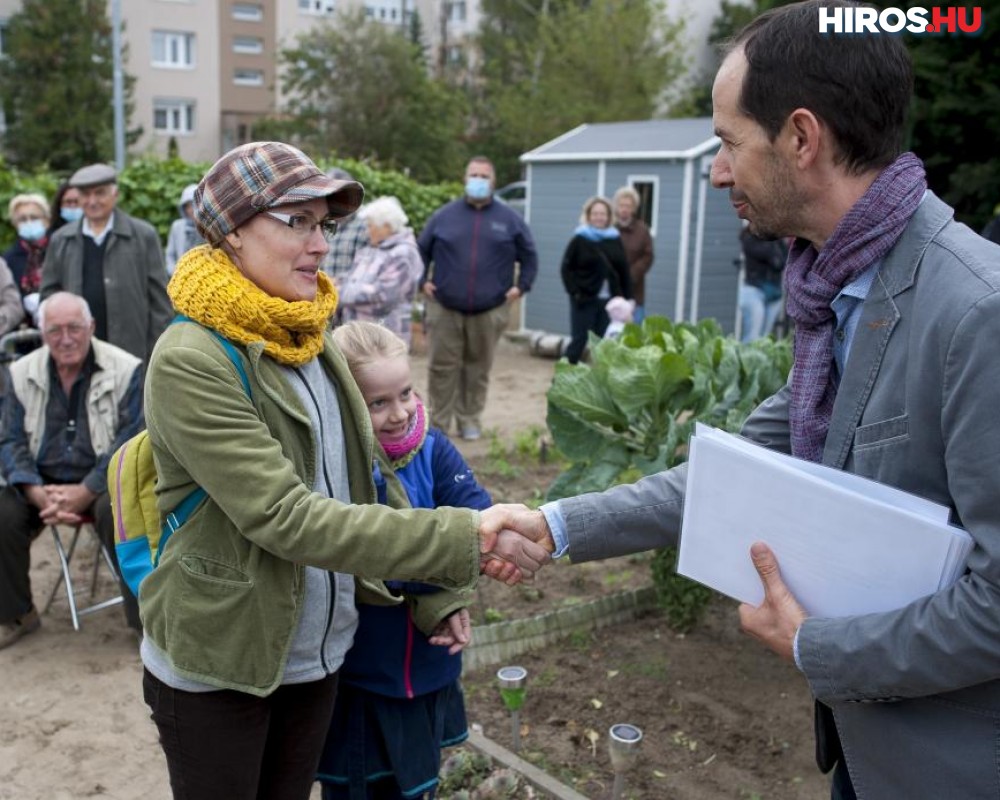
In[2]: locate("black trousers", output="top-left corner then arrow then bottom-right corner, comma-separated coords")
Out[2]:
143,669 -> 340,800
0,485 -> 139,629
565,296 -> 610,364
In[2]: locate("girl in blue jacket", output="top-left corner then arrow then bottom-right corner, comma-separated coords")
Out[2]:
319,320 -> 491,800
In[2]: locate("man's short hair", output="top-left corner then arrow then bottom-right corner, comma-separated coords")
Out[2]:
37,292 -> 93,331
730,0 -> 912,175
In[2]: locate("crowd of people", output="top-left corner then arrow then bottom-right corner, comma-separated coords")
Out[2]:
4,3 -> 1000,798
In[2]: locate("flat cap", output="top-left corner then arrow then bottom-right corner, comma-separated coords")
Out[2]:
194,142 -> 364,245
69,163 -> 117,188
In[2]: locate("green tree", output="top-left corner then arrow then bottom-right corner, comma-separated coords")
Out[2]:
266,9 -> 469,183
474,0 -> 688,183
0,0 -> 137,171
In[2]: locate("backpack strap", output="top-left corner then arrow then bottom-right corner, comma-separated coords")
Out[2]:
157,316 -> 253,557
171,314 -> 252,398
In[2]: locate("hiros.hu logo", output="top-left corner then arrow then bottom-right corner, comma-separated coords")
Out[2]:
819,6 -> 983,34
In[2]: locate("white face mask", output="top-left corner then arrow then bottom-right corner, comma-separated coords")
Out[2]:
17,219 -> 46,242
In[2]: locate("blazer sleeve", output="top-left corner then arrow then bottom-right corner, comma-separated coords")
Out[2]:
609,240 -> 632,299
560,236 -> 580,295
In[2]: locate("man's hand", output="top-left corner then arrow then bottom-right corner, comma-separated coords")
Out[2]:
478,504 -> 555,585
47,483 -> 96,515
738,541 -> 807,663
505,286 -> 522,302
429,608 -> 472,655
422,281 -> 437,298
22,484 -> 50,512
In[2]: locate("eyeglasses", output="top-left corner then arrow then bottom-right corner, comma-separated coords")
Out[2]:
43,322 -> 89,338
263,211 -> 339,240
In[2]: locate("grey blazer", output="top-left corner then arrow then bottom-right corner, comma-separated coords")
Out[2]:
558,192 -> 1000,799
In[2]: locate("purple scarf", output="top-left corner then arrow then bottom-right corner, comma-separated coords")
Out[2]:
784,152 -> 926,462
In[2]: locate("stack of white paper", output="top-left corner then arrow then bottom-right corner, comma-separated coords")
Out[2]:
677,424 -> 973,618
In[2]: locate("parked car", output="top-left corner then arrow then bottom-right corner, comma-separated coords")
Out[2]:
495,180 -> 526,216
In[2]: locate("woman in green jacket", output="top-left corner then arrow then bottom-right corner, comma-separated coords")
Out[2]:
139,142 -> 546,800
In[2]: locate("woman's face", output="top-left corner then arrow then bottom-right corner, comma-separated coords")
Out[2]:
61,188 -> 82,210
228,198 -> 331,302
588,202 -> 611,229
366,220 -> 393,246
615,196 -> 636,223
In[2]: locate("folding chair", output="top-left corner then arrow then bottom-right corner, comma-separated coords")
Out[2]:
42,518 -> 123,631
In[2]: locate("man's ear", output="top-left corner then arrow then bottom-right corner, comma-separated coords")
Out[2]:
785,108 -> 822,168
225,230 -> 242,250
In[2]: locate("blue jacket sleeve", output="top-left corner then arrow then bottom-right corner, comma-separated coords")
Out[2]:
514,215 -> 539,293
389,431 -> 492,596
0,383 -> 42,487
431,432 -> 492,511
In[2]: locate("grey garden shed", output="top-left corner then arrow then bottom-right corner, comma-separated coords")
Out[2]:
518,118 -> 743,336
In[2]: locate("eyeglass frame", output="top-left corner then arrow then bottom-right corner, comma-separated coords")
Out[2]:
262,210 -> 339,240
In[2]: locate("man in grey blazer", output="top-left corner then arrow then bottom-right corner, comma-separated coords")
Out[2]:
494,2 -> 1000,797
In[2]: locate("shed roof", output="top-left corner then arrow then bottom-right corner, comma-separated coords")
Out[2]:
521,118 -> 720,163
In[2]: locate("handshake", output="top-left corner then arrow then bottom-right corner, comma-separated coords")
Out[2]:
476,503 -> 557,585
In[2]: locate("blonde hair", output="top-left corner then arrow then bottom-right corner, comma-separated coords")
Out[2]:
8,193 -> 50,222
579,196 -> 613,226
332,320 -> 408,374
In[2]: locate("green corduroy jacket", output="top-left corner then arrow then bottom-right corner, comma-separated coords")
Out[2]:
141,321 -> 480,696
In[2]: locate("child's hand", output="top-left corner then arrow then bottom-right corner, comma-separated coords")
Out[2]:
429,608 -> 472,655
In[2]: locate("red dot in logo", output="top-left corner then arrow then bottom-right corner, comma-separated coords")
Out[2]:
925,24 -> 935,32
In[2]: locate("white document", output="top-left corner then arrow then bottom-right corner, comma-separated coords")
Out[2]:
676,424 -> 973,618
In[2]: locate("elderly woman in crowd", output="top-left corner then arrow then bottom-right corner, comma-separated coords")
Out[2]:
336,196 -> 423,349
3,193 -> 51,326
139,141 -> 543,800
560,195 -> 632,364
612,185 -> 654,324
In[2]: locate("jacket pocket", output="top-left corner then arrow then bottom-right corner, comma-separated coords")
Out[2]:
179,554 -> 253,589
853,413 -> 909,450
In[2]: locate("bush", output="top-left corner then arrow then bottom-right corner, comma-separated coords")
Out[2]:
0,154 -> 461,253
545,316 -> 793,630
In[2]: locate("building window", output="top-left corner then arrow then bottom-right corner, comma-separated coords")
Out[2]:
447,1 -> 466,22
234,68 -> 265,87
446,45 -> 463,64
626,174 -> 658,235
298,0 -> 335,13
153,99 -> 195,135
232,36 -> 264,54
152,31 -> 195,68
364,6 -> 374,17
232,3 -> 263,21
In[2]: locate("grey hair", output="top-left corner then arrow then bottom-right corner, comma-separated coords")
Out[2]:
358,196 -> 409,233
38,292 -> 93,330
612,185 -> 641,208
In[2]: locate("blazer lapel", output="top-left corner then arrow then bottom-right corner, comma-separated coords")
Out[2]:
821,191 -> 953,470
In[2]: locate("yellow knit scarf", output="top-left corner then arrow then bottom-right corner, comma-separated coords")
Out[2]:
168,245 -> 338,367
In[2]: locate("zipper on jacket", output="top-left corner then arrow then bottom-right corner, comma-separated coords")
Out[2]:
467,209 -> 481,313
404,605 -> 416,699
321,571 -> 335,674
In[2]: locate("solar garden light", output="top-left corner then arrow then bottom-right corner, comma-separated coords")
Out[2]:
496,665 -> 528,753
608,723 -> 643,800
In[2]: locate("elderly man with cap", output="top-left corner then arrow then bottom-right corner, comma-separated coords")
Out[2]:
137,141 -> 547,799
41,163 -> 172,363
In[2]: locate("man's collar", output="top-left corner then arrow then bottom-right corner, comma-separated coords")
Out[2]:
83,213 -> 115,244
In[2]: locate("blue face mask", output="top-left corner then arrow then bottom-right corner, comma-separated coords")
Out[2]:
61,207 -> 84,223
17,219 -> 46,242
465,177 -> 492,201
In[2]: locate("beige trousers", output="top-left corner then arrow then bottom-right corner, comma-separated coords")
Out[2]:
425,300 -> 510,433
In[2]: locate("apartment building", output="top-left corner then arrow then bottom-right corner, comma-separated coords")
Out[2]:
0,0 -> 719,164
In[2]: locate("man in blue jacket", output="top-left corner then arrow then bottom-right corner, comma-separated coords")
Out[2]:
418,157 -> 538,440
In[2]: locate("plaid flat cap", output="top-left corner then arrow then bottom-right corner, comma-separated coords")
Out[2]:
69,163 -> 117,188
194,142 -> 364,245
